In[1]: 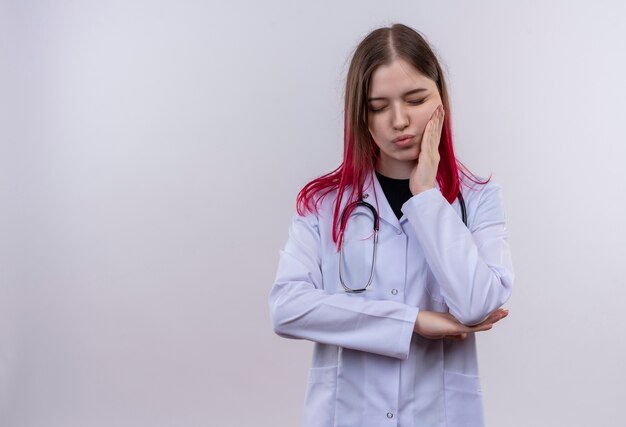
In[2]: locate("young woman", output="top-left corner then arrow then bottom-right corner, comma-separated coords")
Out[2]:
269,23 -> 514,427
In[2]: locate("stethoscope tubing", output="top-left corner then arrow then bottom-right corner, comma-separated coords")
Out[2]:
338,191 -> 467,293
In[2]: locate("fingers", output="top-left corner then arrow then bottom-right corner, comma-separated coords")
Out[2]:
485,308 -> 509,325
434,308 -> 510,339
417,309 -> 509,341
422,105 -> 444,157
422,114 -> 434,149
413,105 -> 444,196
468,323 -> 493,333
430,105 -> 444,156
467,309 -> 510,333
428,103 -> 444,122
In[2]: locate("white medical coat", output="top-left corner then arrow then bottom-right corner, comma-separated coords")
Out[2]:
269,171 -> 514,427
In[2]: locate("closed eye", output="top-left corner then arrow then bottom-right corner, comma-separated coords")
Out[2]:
369,106 -> 385,112
368,98 -> 426,113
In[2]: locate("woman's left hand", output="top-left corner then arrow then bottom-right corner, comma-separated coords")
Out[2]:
414,308 -> 509,340
409,104 -> 445,195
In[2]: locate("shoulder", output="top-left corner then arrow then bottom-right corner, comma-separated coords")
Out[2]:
297,184 -> 345,220
459,173 -> 501,201
293,187 -> 340,228
458,174 -> 507,231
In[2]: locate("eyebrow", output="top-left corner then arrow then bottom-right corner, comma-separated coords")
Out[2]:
367,88 -> 428,102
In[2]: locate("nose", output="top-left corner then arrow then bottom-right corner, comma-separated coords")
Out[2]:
391,104 -> 409,130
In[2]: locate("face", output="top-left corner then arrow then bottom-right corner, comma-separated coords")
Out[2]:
367,58 -> 442,178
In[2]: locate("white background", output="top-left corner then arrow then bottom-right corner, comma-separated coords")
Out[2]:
1,1 -> 625,426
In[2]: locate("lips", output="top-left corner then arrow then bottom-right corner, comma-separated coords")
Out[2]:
392,134 -> 415,148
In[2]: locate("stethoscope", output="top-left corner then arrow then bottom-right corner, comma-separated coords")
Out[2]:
338,191 -> 467,293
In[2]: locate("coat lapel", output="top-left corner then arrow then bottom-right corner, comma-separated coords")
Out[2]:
362,171 -> 401,230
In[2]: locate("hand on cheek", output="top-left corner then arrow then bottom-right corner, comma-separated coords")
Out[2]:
409,104 -> 444,195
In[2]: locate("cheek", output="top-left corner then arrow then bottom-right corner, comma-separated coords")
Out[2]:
413,103 -> 441,133
367,117 -> 383,139
412,111 -> 432,134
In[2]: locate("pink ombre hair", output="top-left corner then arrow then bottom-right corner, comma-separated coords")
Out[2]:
297,24 -> 490,249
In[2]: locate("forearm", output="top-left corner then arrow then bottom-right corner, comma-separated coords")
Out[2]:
270,252 -> 419,359
402,185 -> 514,325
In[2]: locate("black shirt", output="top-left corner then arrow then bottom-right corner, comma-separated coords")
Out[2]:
375,171 -> 413,220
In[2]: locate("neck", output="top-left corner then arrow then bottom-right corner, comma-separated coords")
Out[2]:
375,157 -> 415,179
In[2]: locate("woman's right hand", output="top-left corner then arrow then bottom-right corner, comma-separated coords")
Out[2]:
413,308 -> 509,340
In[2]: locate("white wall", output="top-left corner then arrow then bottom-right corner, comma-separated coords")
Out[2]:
1,1 -> 625,426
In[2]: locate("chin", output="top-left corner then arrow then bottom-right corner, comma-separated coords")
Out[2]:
398,151 -> 420,162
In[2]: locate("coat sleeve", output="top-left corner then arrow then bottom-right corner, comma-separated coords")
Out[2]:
401,182 -> 514,326
269,212 -> 419,360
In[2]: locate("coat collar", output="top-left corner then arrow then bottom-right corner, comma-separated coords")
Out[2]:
360,170 -> 442,229
358,172 -> 396,229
